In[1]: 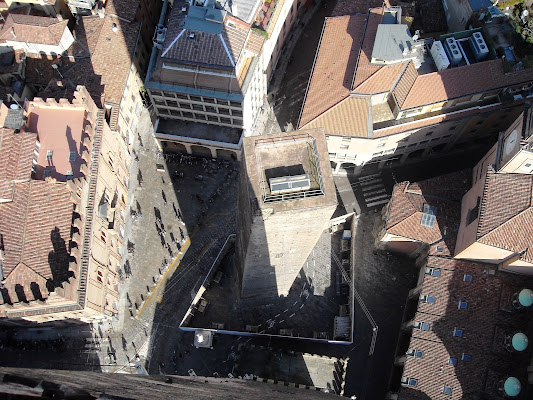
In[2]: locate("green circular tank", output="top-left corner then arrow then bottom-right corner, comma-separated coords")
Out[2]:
504,377 -> 521,397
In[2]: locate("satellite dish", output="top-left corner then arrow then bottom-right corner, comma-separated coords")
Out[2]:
504,377 -> 521,397
512,332 -> 528,351
9,104 -> 19,110
518,288 -> 533,307
412,34 -> 419,41
522,9 -> 529,17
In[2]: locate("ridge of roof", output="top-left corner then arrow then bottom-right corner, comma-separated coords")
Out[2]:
298,14 -> 367,128
301,96 -> 370,137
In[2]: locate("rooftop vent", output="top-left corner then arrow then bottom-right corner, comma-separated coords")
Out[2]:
269,174 -> 310,195
189,32 -> 195,39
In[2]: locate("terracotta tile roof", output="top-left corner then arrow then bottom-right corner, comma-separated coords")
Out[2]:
476,168 -> 533,263
0,14 -> 68,46
477,169 -> 532,237
90,16 -> 139,104
386,171 -> 471,246
0,129 -> 36,200
392,61 -> 417,108
301,97 -> 370,137
299,14 -> 366,128
104,0 -> 137,21
352,62 -> 407,95
2,262 -> 49,303
68,16 -> 105,58
0,180 -> 74,285
400,255 -> 532,399
220,16 -> 250,64
161,6 -> 249,68
401,59 -> 533,110
244,28 -> 265,55
350,8 -> 384,90
25,15 -> 138,106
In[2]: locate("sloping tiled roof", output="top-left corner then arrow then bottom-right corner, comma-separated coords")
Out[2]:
0,180 -> 73,282
401,59 -> 533,110
476,168 -> 533,263
244,28 -> 265,55
68,16 -> 105,58
104,0 -> 137,21
161,6 -> 249,68
392,61 -> 418,108
299,14 -> 366,128
0,14 -> 68,46
0,129 -> 36,200
386,171 -> 471,246
350,8 -> 384,90
477,169 -> 532,237
400,255 -> 532,399
352,62 -> 407,95
301,97 -> 370,137
90,16 -> 139,104
25,14 -> 138,106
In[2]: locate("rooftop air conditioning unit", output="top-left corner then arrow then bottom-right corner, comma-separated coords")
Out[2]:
430,41 -> 450,71
444,37 -> 462,66
469,32 -> 489,61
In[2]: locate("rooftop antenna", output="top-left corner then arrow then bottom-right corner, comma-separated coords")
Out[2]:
52,63 -> 64,79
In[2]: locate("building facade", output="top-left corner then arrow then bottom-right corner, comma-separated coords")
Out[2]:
0,86 -> 129,324
145,0 -> 302,156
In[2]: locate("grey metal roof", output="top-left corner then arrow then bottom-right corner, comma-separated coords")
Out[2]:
220,0 -> 261,24
371,24 -> 414,63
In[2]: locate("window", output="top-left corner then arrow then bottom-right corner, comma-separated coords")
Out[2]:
421,204 -> 437,228
101,230 -> 106,243
442,385 -> 453,395
448,357 -> 457,366
463,274 -> 473,282
401,377 -> 418,387
425,131 -> 434,136
448,126 -> 456,131
66,170 -> 73,180
458,300 -> 468,309
425,268 -> 441,277
414,321 -> 430,331
453,327 -> 463,337
340,144 -> 349,150
461,353 -> 471,361
525,163 -> 531,168
407,349 -> 424,358
377,143 -> 386,148
69,151 -> 76,162
372,151 -> 383,157
46,150 -> 53,161
43,169 -> 51,178
420,294 -> 436,304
